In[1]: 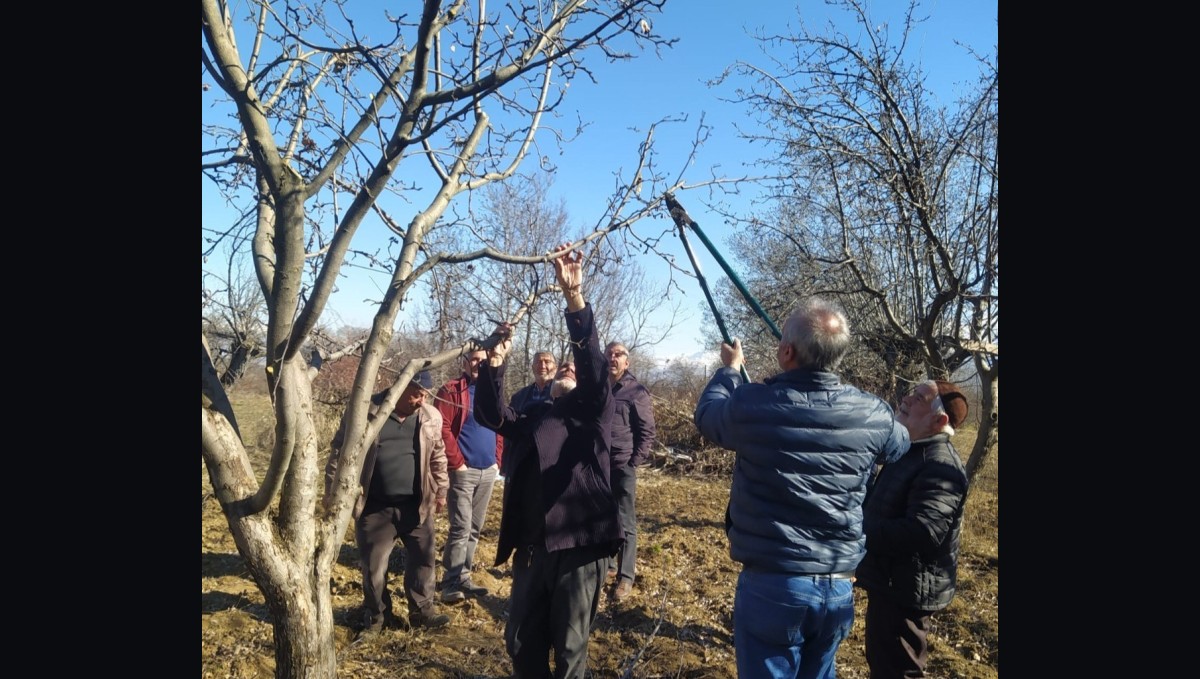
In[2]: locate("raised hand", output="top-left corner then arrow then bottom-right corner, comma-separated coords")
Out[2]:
551,242 -> 583,291
720,338 -> 744,371
551,242 -> 585,311
489,323 -> 513,367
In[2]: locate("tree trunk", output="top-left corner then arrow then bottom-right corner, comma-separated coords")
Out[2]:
224,509 -> 338,679
964,357 -> 997,485
221,342 -> 259,386
271,616 -> 337,679
263,564 -> 337,678
203,354 -> 341,679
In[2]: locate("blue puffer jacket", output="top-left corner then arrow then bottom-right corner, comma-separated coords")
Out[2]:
694,367 -> 909,575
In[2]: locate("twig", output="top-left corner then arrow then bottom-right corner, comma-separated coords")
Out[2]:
619,583 -> 672,679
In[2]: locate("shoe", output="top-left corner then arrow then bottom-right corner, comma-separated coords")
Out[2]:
410,610 -> 450,629
359,611 -> 385,636
441,587 -> 466,603
460,581 -> 489,597
611,579 -> 633,602
383,610 -> 410,631
607,567 -> 617,582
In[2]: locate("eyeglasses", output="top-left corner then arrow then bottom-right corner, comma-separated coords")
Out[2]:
907,383 -> 945,414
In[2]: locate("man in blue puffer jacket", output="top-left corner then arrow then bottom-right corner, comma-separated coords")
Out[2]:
694,296 -> 910,679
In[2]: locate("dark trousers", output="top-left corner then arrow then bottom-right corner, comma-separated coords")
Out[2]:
864,592 -> 933,679
506,543 -> 609,679
356,499 -> 436,623
609,465 -> 637,583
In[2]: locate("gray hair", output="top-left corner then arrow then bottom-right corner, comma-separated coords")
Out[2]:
781,297 -> 852,371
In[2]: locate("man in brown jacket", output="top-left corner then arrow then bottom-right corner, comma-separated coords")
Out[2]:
324,371 -> 451,633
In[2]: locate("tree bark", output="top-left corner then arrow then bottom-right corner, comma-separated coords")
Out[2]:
204,360 -> 338,678
221,341 -> 261,386
964,356 -> 997,485
220,503 -> 337,679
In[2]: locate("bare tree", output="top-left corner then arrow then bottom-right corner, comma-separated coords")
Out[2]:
200,2 -> 702,676
710,0 -> 998,483
202,255 -> 268,387
423,170 -> 685,396
422,171 -> 572,388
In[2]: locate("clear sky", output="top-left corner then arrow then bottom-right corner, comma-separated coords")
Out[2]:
202,0 -> 997,363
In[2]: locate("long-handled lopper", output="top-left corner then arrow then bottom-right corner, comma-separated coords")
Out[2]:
666,193 -> 782,383
665,193 -> 782,340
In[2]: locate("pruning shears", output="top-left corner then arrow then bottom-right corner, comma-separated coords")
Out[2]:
665,193 -> 783,384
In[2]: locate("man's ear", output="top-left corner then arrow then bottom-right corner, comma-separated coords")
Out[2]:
779,342 -> 794,363
933,411 -> 949,429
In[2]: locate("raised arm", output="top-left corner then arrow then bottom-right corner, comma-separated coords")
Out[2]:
474,326 -> 521,438
693,338 -> 746,449
550,243 -> 607,409
552,242 -> 585,313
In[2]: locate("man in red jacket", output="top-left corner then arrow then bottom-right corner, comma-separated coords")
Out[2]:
435,349 -> 504,603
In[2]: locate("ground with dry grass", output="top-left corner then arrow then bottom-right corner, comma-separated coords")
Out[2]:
203,388 -> 997,678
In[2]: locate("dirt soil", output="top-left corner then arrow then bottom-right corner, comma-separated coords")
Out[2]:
203,397 -> 997,679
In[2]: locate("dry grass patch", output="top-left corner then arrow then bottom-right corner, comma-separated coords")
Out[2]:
203,389 -> 996,678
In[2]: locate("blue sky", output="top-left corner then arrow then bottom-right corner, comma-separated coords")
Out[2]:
202,0 -> 997,362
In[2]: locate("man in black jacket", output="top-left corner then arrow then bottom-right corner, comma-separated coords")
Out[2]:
603,341 -> 655,603
473,243 -> 622,679
502,351 -> 558,477
855,380 -> 970,679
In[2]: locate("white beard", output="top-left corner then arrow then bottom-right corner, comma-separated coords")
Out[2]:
550,377 -> 576,399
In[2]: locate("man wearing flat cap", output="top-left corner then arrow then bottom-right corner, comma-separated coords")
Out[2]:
855,379 -> 971,679
324,371 -> 451,633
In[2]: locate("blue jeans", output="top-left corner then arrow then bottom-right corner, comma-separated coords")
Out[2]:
733,570 -> 856,679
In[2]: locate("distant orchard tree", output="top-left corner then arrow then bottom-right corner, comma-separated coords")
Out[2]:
422,171 -> 684,399
711,0 -> 998,483
202,265 -> 267,387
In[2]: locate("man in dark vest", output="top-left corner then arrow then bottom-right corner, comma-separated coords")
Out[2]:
324,371 -> 451,633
